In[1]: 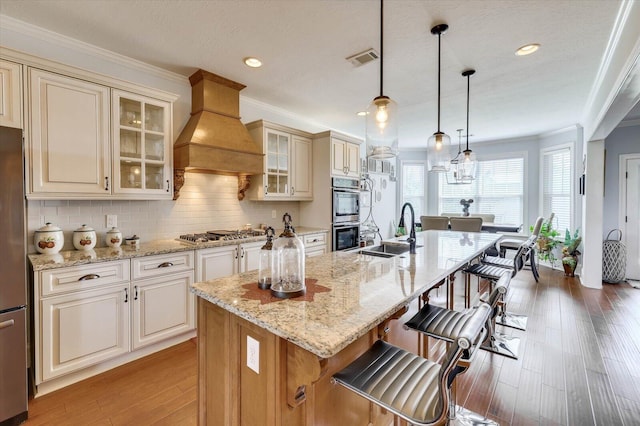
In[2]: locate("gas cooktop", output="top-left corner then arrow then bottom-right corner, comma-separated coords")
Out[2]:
178,229 -> 264,244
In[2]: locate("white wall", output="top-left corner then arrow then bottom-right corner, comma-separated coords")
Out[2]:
603,124 -> 640,237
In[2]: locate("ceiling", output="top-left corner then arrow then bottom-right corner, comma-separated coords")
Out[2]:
0,0 -> 634,148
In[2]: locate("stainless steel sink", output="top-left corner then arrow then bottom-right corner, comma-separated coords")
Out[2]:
357,248 -> 396,258
359,242 -> 423,257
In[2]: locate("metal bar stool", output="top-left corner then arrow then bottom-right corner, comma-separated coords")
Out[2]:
332,303 -> 491,426
462,240 -> 531,333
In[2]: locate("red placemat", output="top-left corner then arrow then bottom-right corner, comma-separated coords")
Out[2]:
241,278 -> 330,304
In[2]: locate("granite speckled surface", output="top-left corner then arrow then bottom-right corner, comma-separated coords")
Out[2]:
191,230 -> 502,359
29,227 -> 327,271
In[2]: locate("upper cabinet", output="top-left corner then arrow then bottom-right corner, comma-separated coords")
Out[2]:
246,120 -> 313,201
112,90 -> 172,197
331,137 -> 360,178
0,60 -> 23,128
28,68 -> 111,196
25,66 -> 176,200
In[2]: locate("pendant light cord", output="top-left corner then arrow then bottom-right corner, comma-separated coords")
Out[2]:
379,0 -> 384,97
466,73 -> 470,149
437,31 -> 441,132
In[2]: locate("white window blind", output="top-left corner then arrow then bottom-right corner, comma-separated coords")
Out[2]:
438,157 -> 524,225
401,162 -> 425,219
542,147 -> 571,234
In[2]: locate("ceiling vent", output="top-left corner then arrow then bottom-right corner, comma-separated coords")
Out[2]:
346,48 -> 379,67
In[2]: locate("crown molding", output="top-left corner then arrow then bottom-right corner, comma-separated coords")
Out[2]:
617,118 -> 640,128
0,14 -> 187,84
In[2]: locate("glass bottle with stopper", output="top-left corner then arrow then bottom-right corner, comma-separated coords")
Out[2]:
258,227 -> 275,290
271,213 -> 306,298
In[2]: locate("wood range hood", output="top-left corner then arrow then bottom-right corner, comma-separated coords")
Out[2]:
173,69 -> 263,200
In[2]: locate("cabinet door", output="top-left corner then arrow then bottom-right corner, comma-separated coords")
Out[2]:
0,60 -> 22,128
132,271 -> 195,349
29,68 -> 110,195
40,285 -> 129,381
264,129 -> 290,198
345,142 -> 361,178
112,90 -> 172,199
291,135 -> 313,199
239,241 -> 263,273
196,245 -> 239,282
331,138 -> 347,176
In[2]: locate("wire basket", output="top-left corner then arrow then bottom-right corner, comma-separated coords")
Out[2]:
602,229 -> 626,283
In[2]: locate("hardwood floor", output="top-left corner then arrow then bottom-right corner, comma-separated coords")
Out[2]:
24,267 -> 640,425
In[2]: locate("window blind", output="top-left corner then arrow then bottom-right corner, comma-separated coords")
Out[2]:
402,162 -> 425,219
542,147 -> 571,233
439,157 -> 524,224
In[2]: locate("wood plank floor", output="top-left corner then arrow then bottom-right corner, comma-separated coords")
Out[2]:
23,267 -> 640,425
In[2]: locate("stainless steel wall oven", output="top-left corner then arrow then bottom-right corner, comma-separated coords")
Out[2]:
331,177 -> 360,250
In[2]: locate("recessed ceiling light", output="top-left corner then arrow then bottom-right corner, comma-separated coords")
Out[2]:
356,111 -> 368,116
243,57 -> 262,68
515,43 -> 540,56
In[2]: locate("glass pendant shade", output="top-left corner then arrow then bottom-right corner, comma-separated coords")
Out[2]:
271,213 -> 305,299
366,95 -> 399,159
427,132 -> 451,172
460,149 -> 476,181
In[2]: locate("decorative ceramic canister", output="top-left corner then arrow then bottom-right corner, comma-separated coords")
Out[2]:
73,224 -> 97,251
34,222 -> 64,254
106,227 -> 123,248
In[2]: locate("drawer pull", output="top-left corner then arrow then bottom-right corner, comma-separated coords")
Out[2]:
0,319 -> 15,330
157,262 -> 174,268
124,288 -> 128,303
134,285 -> 138,301
79,274 -> 100,281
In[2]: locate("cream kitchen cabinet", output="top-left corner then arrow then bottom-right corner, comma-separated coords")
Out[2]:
0,59 -> 22,128
28,68 -> 111,196
196,241 -> 263,282
112,90 -> 173,199
303,232 -> 328,257
23,59 -> 176,200
130,252 -> 195,349
246,120 -> 313,200
34,252 -> 195,393
331,136 -> 360,178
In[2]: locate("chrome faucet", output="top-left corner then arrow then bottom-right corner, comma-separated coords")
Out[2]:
399,202 -> 416,254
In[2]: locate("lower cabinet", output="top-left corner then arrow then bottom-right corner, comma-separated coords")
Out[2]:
34,251 -> 195,390
196,241 -> 263,282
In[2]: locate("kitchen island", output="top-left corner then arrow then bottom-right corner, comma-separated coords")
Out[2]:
191,230 -> 501,425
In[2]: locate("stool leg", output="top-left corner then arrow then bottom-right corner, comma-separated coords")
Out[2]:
497,295 -> 528,331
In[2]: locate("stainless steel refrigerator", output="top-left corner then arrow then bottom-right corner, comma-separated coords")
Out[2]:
0,126 -> 28,425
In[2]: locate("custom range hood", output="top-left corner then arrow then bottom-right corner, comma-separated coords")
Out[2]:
173,69 -> 263,200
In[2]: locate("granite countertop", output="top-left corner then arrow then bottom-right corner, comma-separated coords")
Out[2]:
29,227 -> 328,271
191,230 -> 502,359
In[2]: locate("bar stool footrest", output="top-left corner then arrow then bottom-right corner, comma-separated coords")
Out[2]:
451,405 -> 500,426
481,332 -> 520,359
496,312 -> 528,331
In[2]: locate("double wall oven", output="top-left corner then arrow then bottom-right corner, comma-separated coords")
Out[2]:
332,177 -> 360,251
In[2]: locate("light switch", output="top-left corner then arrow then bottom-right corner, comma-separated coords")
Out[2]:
247,335 -> 259,374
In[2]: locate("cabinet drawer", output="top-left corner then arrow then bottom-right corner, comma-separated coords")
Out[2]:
40,260 -> 130,297
132,251 -> 194,279
303,233 -> 326,248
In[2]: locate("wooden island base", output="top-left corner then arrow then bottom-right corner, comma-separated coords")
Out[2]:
197,298 -> 407,426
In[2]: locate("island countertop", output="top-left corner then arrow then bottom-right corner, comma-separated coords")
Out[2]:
191,230 -> 502,358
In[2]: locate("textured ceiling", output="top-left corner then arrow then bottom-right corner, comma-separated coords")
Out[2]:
0,0 -> 630,147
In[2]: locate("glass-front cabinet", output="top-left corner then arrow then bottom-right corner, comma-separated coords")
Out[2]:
265,129 -> 290,196
113,90 -> 172,198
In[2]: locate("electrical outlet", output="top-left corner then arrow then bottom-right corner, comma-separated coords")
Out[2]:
106,214 -> 117,228
271,210 -> 276,219
247,336 -> 260,374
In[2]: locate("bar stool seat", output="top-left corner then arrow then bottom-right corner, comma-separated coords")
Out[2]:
332,304 -> 491,426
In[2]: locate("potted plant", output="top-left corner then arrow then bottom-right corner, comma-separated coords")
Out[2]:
533,219 -> 560,266
561,228 -> 582,277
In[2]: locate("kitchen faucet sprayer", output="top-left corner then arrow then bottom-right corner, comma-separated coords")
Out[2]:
399,202 -> 416,254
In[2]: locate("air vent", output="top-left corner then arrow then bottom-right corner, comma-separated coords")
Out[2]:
346,48 -> 379,67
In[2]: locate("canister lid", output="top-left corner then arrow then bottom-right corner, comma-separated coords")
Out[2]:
106,227 -> 121,234
35,222 -> 62,233
74,224 -> 95,233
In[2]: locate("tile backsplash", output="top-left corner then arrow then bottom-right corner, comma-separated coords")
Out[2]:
27,172 -> 301,253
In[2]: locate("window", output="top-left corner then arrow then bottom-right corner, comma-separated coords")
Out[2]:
541,146 -> 572,234
401,162 -> 425,219
438,156 -> 525,225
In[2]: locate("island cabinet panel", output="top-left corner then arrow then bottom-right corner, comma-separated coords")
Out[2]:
197,299 -> 393,425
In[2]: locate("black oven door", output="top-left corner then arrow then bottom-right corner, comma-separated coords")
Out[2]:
332,190 -> 360,224
333,224 -> 360,251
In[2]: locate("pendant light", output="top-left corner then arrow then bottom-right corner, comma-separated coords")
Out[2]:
446,129 -> 471,184
427,24 -> 452,172
460,69 -> 476,181
366,0 -> 398,159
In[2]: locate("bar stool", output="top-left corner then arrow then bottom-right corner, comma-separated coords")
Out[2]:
332,303 -> 491,426
498,216 -> 544,282
420,215 -> 449,231
405,273 -> 518,360
462,241 -> 530,331
449,217 -> 483,232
